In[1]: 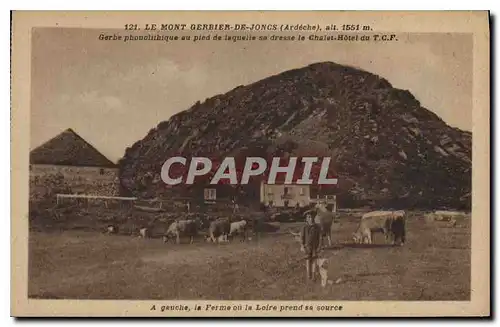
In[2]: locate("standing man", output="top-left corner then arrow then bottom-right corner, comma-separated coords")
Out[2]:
301,213 -> 322,281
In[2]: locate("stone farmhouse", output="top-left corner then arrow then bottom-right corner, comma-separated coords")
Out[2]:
29,128 -> 119,201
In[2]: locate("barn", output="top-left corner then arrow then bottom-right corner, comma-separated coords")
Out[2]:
29,128 -> 119,201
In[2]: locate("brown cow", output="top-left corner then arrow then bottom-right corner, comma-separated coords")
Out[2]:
163,218 -> 201,244
206,218 -> 231,243
352,210 -> 406,245
305,202 -> 336,248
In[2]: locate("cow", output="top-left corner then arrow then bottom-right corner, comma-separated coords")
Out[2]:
434,210 -> 466,217
388,210 -> 406,245
139,227 -> 149,238
352,210 -> 406,246
163,218 -> 202,244
306,202 -> 337,249
229,220 -> 248,241
426,211 -> 466,225
206,218 -> 231,243
106,225 -> 118,235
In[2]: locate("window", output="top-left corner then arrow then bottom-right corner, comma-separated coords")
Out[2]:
99,168 -> 105,175
284,187 -> 289,195
267,187 -> 273,195
204,188 -> 216,200
299,187 -> 305,196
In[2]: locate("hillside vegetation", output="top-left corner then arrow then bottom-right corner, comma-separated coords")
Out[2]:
119,62 -> 471,209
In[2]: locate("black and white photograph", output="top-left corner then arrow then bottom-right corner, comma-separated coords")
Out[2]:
11,11 -> 490,317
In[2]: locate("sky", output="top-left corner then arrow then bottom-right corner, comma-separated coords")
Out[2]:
30,29 -> 472,163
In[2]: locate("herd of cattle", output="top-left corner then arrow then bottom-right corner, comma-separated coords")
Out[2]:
105,202 -> 408,248
163,217 -> 249,244
101,206 -> 467,287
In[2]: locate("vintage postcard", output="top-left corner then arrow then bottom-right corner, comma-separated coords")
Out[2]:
11,11 -> 490,317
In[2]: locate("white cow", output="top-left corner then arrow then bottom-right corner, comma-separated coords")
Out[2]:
139,227 -> 149,238
353,210 -> 406,245
229,220 -> 248,241
106,225 -> 118,235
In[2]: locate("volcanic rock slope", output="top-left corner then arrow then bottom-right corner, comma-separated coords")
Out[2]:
119,62 -> 471,209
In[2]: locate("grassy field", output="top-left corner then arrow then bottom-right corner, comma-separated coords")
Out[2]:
28,212 -> 470,300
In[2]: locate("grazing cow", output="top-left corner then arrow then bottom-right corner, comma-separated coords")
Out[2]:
427,210 -> 466,224
307,202 -> 336,248
434,210 -> 466,217
206,218 -> 231,243
106,225 -> 118,235
139,227 -> 149,238
352,210 -> 406,245
229,220 -> 248,241
163,219 -> 201,244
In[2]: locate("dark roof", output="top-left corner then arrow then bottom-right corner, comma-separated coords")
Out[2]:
30,128 -> 116,168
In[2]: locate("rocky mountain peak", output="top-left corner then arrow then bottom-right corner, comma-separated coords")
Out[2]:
118,62 -> 471,209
